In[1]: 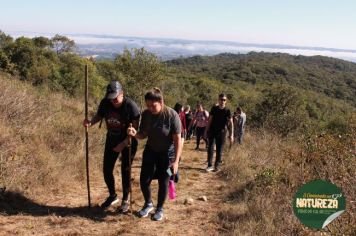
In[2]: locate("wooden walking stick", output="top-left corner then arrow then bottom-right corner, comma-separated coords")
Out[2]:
84,65 -> 91,208
128,123 -> 133,214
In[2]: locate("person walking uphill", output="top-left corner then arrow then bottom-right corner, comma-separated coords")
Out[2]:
204,93 -> 233,172
174,103 -> 187,143
127,88 -> 182,221
190,103 -> 209,150
233,106 -> 246,144
83,81 -> 140,213
184,105 -> 193,140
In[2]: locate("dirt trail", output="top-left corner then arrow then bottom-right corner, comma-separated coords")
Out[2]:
0,141 -> 228,236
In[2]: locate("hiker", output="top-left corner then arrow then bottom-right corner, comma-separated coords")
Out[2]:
127,88 -> 182,221
174,102 -> 187,143
233,107 -> 246,144
173,103 -> 185,182
189,103 -> 209,150
204,93 -> 233,172
83,81 -> 140,212
184,105 -> 193,140
191,109 -> 197,137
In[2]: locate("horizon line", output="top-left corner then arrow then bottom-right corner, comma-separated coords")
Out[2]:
4,29 -> 356,53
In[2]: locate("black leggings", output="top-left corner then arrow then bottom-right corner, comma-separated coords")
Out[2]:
195,126 -> 207,148
103,134 -> 137,200
140,147 -> 174,209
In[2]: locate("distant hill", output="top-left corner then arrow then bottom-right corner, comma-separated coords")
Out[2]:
166,52 -> 356,106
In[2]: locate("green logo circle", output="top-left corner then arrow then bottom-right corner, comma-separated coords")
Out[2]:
293,179 -> 346,229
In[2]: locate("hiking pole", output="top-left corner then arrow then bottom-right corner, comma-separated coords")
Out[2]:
128,123 -> 133,214
84,65 -> 91,208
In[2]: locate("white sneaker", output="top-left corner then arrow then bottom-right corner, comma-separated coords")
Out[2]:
138,202 -> 154,218
206,166 -> 214,172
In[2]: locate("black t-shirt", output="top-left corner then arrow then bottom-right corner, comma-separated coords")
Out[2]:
97,97 -> 140,138
209,105 -> 231,133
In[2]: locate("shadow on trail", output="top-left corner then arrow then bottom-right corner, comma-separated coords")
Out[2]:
0,191 -> 121,222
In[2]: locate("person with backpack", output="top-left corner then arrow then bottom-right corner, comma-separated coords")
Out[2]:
233,106 -> 246,144
127,88 -> 182,221
83,81 -> 140,213
204,93 -> 233,172
189,103 -> 209,150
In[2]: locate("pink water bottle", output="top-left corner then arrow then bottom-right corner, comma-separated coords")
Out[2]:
168,180 -> 176,200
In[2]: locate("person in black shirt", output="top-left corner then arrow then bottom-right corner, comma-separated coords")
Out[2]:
204,93 -> 233,172
83,81 -> 140,213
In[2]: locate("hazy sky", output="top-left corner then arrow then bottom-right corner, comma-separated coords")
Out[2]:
1,0 -> 355,49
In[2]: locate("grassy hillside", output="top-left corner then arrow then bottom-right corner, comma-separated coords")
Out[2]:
0,73 -> 105,196
166,52 -> 356,106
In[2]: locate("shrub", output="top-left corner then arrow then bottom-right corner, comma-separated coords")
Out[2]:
250,85 -> 308,136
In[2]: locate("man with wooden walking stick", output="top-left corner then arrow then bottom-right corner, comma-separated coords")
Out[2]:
83,80 -> 140,213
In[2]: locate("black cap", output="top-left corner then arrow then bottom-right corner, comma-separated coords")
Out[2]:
106,81 -> 123,99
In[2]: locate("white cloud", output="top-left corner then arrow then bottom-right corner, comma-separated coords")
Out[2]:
8,31 -> 356,62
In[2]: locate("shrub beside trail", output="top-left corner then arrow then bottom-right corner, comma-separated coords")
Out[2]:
219,125 -> 355,235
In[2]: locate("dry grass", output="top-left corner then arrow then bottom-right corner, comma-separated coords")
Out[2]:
0,73 -> 105,197
0,140 -> 229,236
218,128 -> 356,235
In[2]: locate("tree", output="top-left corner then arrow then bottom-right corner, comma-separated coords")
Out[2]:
51,34 -> 75,54
55,53 -> 106,98
33,36 -> 53,49
0,50 -> 14,72
95,60 -> 124,83
115,48 -> 163,107
7,37 -> 36,78
191,77 -> 222,107
251,85 -> 307,136
0,31 -> 13,49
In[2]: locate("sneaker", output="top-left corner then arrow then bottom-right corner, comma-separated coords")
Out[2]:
152,208 -> 164,221
119,200 -> 130,213
138,202 -> 154,218
206,166 -> 214,172
100,194 -> 119,209
214,166 -> 221,172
